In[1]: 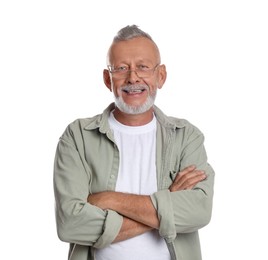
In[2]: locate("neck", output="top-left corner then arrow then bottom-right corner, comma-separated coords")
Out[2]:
113,107 -> 154,126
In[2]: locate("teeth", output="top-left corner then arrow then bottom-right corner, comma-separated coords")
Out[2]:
122,87 -> 146,94
124,89 -> 144,93
130,90 -> 142,93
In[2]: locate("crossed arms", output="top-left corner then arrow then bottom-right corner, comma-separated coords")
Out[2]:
54,121 -> 214,248
88,165 -> 206,243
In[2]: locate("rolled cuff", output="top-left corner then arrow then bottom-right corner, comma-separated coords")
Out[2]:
93,210 -> 123,248
150,189 -> 176,242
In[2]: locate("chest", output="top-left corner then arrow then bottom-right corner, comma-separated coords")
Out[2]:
84,127 -> 184,194
113,131 -> 157,195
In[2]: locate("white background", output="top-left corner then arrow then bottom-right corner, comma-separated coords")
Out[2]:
1,0 -> 267,259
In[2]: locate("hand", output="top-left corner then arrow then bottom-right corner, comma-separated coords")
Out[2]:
169,165 -> 206,192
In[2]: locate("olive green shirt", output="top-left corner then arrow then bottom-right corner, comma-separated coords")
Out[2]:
53,103 -> 214,260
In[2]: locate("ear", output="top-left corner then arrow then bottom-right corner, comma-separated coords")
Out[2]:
157,64 -> 167,89
103,69 -> 112,91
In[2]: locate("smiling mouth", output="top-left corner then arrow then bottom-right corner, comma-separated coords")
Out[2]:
123,89 -> 145,94
121,85 -> 147,94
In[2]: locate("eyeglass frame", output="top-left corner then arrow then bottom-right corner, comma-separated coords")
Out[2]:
107,64 -> 160,79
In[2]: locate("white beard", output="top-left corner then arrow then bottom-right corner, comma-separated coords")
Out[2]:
114,85 -> 157,115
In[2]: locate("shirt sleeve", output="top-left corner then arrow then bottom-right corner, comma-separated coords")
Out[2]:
53,130 -> 123,249
150,126 -> 215,242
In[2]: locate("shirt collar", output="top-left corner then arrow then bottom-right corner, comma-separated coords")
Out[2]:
84,103 -> 186,132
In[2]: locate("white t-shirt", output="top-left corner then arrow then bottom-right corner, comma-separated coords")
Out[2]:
95,112 -> 170,260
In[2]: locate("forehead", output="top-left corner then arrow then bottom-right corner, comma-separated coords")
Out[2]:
108,37 -> 160,65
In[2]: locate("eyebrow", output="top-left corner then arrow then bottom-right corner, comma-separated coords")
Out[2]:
114,59 -> 155,65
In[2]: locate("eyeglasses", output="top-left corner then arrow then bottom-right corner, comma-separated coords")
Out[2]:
107,64 -> 160,79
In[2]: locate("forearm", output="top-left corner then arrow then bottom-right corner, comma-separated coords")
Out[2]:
88,192 -> 159,229
110,192 -> 159,229
113,217 -> 153,243
87,165 -> 207,239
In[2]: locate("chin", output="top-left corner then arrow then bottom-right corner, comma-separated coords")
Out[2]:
115,96 -> 156,115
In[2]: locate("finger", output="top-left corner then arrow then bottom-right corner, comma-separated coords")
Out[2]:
180,165 -> 196,176
173,165 -> 196,182
170,170 -> 206,191
179,170 -> 205,184
174,168 -> 204,186
180,173 -> 206,190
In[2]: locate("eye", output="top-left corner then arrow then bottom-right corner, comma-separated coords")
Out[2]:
114,66 -> 129,72
137,64 -> 149,71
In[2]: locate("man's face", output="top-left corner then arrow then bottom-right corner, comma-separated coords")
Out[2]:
104,37 -> 166,114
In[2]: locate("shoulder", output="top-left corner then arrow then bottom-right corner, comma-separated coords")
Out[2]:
63,103 -> 115,135
68,115 -> 100,130
59,114 -> 102,142
154,105 -> 203,135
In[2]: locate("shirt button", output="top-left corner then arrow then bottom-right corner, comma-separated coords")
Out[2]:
111,175 -> 115,179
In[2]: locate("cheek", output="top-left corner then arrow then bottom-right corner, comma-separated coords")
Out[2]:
147,80 -> 159,93
111,82 -> 123,97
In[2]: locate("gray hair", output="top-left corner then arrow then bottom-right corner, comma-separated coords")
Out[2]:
107,25 -> 160,64
113,25 -> 153,42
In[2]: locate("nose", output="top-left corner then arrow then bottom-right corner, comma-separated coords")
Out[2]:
126,70 -> 141,84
